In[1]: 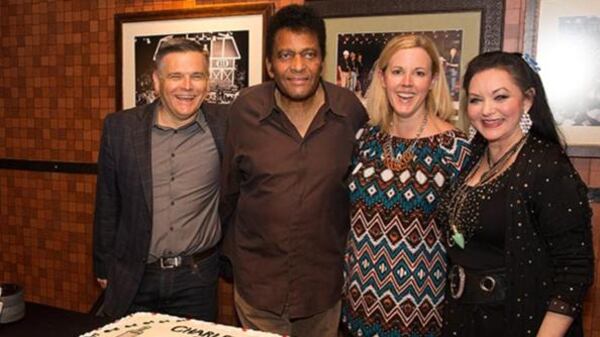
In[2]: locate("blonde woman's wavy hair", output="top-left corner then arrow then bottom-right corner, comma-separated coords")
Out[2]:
366,34 -> 454,133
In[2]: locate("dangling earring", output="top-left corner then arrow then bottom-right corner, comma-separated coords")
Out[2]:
468,125 -> 477,142
520,111 -> 532,134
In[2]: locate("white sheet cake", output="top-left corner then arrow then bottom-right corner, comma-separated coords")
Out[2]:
80,312 -> 283,337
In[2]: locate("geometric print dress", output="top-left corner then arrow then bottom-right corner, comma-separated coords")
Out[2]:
342,125 -> 471,337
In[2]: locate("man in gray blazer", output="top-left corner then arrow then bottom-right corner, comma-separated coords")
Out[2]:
93,38 -> 226,320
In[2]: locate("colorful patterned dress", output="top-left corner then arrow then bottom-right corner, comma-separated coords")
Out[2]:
342,126 -> 471,337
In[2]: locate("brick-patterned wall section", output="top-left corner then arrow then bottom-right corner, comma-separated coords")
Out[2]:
571,158 -> 600,337
503,0 -> 526,52
0,170 -> 97,312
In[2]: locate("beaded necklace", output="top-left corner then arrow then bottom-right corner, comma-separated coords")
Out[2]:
448,135 -> 528,248
383,113 -> 429,171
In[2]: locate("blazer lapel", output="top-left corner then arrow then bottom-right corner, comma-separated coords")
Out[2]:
203,103 -> 226,161
132,102 -> 156,214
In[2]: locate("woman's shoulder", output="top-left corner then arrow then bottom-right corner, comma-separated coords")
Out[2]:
516,135 -> 591,225
425,117 -> 471,146
520,135 -> 568,166
355,123 -> 383,141
425,116 -> 456,135
422,128 -> 473,174
516,135 -> 585,188
430,128 -> 472,154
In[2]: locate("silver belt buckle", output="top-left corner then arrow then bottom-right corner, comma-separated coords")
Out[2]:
159,256 -> 181,269
449,265 -> 465,299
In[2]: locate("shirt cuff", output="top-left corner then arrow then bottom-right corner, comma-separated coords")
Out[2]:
547,298 -> 579,317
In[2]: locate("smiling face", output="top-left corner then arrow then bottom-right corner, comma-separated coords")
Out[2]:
153,51 -> 209,128
266,28 -> 323,103
466,68 -> 533,149
379,47 -> 436,122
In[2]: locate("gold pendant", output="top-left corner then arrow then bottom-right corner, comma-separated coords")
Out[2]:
384,151 -> 414,171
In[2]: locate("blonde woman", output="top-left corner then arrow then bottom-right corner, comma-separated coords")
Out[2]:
342,35 -> 472,337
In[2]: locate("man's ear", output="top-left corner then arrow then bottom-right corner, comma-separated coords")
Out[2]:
152,70 -> 161,94
265,58 -> 274,79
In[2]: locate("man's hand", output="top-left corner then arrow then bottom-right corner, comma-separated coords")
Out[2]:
96,278 -> 108,289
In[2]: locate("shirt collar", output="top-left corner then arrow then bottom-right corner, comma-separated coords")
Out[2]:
258,80 -> 349,121
152,102 -> 206,131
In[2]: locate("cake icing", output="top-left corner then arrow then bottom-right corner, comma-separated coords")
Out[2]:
81,312 -> 283,337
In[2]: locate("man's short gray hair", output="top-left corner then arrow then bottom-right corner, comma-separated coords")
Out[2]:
154,38 -> 208,70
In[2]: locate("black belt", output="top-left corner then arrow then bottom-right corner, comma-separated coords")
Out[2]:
448,265 -> 507,304
148,246 -> 217,270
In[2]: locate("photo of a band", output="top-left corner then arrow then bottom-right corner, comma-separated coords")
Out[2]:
335,30 -> 462,105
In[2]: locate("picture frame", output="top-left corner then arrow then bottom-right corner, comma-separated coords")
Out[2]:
114,2 -> 273,110
307,0 -> 504,121
524,0 -> 600,154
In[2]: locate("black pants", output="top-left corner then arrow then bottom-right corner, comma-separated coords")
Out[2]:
127,251 -> 219,321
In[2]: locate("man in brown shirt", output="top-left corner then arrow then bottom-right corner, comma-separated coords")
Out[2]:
221,5 -> 367,337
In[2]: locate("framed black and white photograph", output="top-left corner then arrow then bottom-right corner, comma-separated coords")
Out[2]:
334,30 -> 463,105
308,0 -> 504,114
115,3 -> 273,109
524,0 -> 600,150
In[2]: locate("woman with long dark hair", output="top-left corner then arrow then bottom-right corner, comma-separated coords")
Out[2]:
441,51 -> 594,337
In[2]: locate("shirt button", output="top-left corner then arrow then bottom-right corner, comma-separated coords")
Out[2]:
171,177 -> 175,182
171,201 -> 175,206
171,153 -> 175,157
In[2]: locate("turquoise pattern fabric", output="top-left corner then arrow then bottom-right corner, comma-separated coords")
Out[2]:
342,126 -> 472,337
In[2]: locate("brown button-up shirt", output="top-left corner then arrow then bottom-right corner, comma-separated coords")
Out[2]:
221,80 -> 368,318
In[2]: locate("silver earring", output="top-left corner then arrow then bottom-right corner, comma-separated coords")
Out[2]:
468,125 -> 477,142
520,111 -> 532,134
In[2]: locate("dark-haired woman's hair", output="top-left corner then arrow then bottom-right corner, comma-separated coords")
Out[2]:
462,51 -> 563,146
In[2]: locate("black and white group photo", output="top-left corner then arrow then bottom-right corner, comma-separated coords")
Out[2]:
134,31 -> 250,105
335,30 -> 463,104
